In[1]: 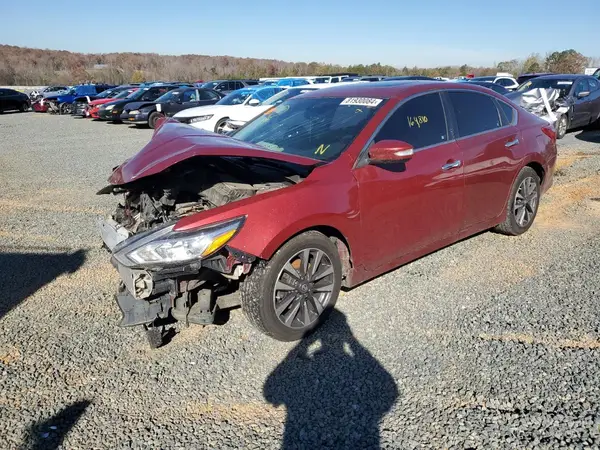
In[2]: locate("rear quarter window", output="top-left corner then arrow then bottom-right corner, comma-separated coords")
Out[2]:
497,100 -> 516,126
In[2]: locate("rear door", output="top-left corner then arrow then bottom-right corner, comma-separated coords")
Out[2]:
588,78 -> 600,123
354,92 -> 464,270
446,90 -> 520,231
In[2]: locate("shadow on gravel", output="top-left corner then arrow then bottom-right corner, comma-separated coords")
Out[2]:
574,129 -> 600,144
23,400 -> 91,450
264,310 -> 398,449
0,249 -> 86,320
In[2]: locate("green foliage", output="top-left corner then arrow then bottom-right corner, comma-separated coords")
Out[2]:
130,70 -> 145,83
545,49 -> 588,74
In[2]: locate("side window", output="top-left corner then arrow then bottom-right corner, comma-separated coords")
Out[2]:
496,78 -> 513,87
331,77 -> 339,83
200,90 -> 219,100
589,78 -> 599,91
234,81 -> 244,90
497,100 -> 516,126
0,89 -> 5,96
182,90 -> 197,102
217,82 -> 228,91
448,91 -> 502,137
574,79 -> 589,96
374,93 -> 448,150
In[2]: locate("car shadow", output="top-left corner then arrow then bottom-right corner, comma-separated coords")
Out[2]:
263,310 -> 399,449
23,400 -> 91,450
573,128 -> 600,144
0,249 -> 86,320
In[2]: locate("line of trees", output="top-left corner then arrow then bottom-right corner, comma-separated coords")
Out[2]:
0,45 -> 596,86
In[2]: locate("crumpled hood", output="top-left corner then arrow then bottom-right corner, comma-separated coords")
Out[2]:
107,119 -> 321,186
173,104 -> 234,119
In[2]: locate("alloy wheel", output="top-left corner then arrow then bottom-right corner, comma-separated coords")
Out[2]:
558,116 -> 567,136
514,176 -> 538,227
272,248 -> 336,330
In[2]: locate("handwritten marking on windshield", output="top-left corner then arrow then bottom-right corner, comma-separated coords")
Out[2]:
315,144 -> 330,155
407,115 -> 428,128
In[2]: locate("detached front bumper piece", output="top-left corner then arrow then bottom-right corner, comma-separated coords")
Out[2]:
115,283 -> 171,327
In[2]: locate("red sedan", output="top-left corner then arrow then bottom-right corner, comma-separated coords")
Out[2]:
87,88 -> 138,118
98,82 -> 556,347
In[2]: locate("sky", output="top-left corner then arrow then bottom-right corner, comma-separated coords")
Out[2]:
1,0 -> 598,68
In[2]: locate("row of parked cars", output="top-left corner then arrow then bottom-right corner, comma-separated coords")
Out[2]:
6,70 -> 600,142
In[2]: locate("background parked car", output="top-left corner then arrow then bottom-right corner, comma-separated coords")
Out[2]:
458,80 -> 510,96
385,76 -> 437,81
276,78 -> 311,88
467,76 -> 519,90
96,85 -> 181,122
72,85 -> 137,117
508,74 -> 600,138
87,88 -> 140,119
41,85 -> 70,97
201,80 -> 259,94
33,84 -> 114,114
0,88 -> 31,113
516,72 -> 554,85
120,87 -> 224,128
174,85 -> 283,133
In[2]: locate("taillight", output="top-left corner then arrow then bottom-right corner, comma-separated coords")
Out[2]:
542,125 -> 556,141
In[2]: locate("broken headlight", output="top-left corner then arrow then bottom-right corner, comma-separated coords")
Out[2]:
127,217 -> 244,264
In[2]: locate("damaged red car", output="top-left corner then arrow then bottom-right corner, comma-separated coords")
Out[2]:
98,82 -> 556,347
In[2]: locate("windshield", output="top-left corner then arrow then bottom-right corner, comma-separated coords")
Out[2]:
517,78 -> 574,96
97,89 -> 116,98
115,89 -> 136,99
262,87 -> 318,106
217,89 -> 254,105
232,96 -> 384,162
594,69 -> 600,79
202,82 -> 219,90
155,89 -> 183,103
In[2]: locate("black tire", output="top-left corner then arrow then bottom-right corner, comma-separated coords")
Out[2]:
144,325 -> 165,349
240,231 -> 342,341
494,166 -> 540,236
19,102 -> 29,112
214,117 -> 229,134
148,111 -> 164,129
556,114 -> 568,140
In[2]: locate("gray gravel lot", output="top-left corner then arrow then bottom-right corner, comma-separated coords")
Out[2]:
1,112 -> 599,449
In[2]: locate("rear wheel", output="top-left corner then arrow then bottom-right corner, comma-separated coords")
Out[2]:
240,231 -> 342,341
148,111 -> 164,129
494,166 -> 540,236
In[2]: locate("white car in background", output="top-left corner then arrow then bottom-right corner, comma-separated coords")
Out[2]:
173,85 -> 284,133
221,81 -> 368,133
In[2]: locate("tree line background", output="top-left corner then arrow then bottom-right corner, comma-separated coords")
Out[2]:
0,45 -> 596,86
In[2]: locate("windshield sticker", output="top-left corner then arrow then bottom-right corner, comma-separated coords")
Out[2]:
315,144 -> 330,155
557,81 -> 573,85
156,104 -> 162,112
407,115 -> 429,128
340,97 -> 383,107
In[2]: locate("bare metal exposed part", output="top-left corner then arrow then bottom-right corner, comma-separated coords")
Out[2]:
104,157 -> 301,235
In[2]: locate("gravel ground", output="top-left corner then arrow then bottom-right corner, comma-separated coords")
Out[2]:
0,112 -> 599,449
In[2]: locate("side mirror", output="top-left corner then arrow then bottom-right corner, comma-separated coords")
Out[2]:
368,140 -> 414,163
248,98 -> 260,106
577,91 -> 590,99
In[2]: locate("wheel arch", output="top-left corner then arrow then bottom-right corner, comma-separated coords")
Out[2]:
526,161 -> 545,184
262,225 -> 354,284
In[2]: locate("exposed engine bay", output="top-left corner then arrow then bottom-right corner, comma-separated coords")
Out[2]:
101,156 -> 305,235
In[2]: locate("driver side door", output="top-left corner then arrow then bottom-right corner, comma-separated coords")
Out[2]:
353,92 -> 464,270
571,79 -> 591,127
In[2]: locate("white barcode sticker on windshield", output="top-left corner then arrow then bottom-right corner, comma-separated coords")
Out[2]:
156,104 -> 161,112
340,97 -> 383,107
557,81 -> 573,85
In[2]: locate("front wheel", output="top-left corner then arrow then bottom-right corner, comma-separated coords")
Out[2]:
19,102 -> 29,112
148,111 -> 164,129
494,166 -> 540,236
214,117 -> 229,134
240,231 -> 342,341
556,114 -> 568,139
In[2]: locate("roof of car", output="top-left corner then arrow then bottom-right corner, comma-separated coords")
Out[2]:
532,74 -> 584,80
297,80 -> 503,100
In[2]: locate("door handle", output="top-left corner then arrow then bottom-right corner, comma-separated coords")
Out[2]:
442,160 -> 462,170
505,138 -> 519,148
